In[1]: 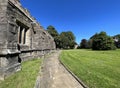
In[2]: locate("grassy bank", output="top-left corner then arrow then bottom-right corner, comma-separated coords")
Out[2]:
60,49 -> 120,88
0,58 -> 42,88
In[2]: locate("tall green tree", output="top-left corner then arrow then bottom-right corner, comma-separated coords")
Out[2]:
91,31 -> 116,50
47,25 -> 59,37
60,31 -> 76,49
80,39 -> 88,49
47,25 -> 60,48
47,25 -> 76,49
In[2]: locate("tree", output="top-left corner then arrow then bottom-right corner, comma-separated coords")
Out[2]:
47,25 -> 76,49
47,25 -> 59,37
87,39 -> 93,49
54,35 -> 62,48
113,34 -> 120,48
91,31 -> 116,50
47,25 -> 60,48
59,31 -> 76,49
80,39 -> 88,49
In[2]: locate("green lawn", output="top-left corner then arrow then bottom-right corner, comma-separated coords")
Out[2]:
60,49 -> 120,88
0,58 -> 42,88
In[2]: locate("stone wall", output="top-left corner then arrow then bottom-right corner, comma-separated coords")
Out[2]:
0,0 -> 56,80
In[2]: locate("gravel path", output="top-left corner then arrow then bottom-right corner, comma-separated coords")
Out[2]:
39,51 -> 83,88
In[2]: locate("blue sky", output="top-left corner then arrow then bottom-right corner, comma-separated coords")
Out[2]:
21,0 -> 120,44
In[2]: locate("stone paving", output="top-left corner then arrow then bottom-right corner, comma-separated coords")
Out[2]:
39,51 -> 83,88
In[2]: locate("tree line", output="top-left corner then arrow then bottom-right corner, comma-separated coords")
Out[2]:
47,25 -> 76,49
78,31 -> 120,50
47,25 -> 120,50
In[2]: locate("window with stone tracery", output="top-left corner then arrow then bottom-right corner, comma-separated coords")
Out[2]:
16,21 -> 29,45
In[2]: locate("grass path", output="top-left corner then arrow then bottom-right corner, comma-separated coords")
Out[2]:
60,49 -> 120,88
0,58 -> 42,88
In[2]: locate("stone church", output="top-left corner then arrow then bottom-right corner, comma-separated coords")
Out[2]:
0,0 -> 56,80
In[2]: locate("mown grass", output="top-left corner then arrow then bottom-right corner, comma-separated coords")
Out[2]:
0,58 -> 42,88
60,49 -> 120,88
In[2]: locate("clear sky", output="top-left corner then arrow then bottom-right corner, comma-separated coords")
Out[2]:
21,0 -> 120,44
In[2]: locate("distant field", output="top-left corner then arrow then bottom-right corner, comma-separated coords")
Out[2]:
60,49 -> 120,88
0,58 -> 42,88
